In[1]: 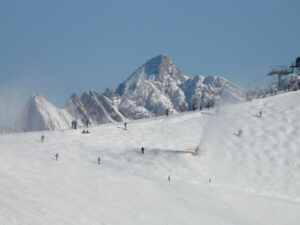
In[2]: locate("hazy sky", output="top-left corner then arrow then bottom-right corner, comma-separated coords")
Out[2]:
1,0 -> 300,108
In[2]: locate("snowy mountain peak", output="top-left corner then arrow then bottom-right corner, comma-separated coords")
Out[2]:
116,55 -> 186,95
17,92 -> 72,131
30,92 -> 45,102
31,92 -> 41,98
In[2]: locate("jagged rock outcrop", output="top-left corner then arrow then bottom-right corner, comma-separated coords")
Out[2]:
80,91 -> 125,123
65,93 -> 90,125
103,88 -> 120,101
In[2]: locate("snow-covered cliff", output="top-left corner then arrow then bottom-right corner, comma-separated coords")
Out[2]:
17,93 -> 73,131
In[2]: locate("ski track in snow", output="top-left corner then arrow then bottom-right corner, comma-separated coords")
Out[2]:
0,91 -> 299,225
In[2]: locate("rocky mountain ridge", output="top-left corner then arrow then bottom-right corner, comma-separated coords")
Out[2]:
17,55 -> 245,131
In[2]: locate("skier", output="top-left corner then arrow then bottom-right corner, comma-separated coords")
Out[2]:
86,119 -> 90,128
55,153 -> 59,161
124,122 -> 127,130
192,104 -> 196,111
209,178 -> 211,184
238,129 -> 243,137
41,135 -> 45,142
165,109 -> 169,117
141,147 -> 144,154
74,120 -> 77,129
168,175 -> 171,182
71,120 -> 74,129
97,156 -> 101,165
259,110 -> 262,118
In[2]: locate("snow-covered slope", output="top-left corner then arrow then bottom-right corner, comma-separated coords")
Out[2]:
17,93 -> 73,131
1,91 -> 299,225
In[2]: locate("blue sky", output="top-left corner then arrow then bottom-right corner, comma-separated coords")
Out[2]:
0,0 -> 300,108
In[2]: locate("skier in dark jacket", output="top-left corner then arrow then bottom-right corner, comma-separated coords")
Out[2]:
166,109 -> 169,117
86,119 -> 90,128
55,153 -> 59,161
97,157 -> 101,165
192,104 -> 196,111
141,147 -> 145,154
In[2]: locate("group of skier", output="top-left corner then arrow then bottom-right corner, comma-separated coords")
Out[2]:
41,102 -> 224,183
165,109 -> 175,117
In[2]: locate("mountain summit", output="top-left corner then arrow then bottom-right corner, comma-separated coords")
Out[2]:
116,55 -> 186,95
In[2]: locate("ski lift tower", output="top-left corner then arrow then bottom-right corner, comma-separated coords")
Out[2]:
291,57 -> 300,75
267,65 -> 293,87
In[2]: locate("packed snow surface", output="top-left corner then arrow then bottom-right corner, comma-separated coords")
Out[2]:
0,91 -> 299,225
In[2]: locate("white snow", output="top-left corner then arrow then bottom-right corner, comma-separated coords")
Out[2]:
0,91 -> 299,225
